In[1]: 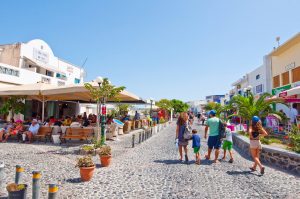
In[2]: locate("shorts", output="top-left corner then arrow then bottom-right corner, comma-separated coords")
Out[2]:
193,147 -> 200,154
222,140 -> 233,150
208,135 -> 221,149
250,140 -> 262,150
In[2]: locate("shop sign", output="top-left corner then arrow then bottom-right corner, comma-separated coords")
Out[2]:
0,65 -> 19,77
285,62 -> 295,71
33,48 -> 49,64
272,84 -> 291,95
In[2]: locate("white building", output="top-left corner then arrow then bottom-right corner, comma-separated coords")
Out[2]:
231,56 -> 272,99
0,39 -> 84,87
186,100 -> 207,113
0,39 -> 85,120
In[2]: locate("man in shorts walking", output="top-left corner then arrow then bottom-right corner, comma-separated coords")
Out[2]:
204,110 -> 221,163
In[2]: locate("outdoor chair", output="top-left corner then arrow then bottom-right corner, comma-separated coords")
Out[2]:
61,127 -> 94,143
34,126 -> 53,143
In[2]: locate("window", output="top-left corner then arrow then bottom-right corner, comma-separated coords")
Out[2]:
56,73 -> 67,80
256,84 -> 263,94
74,78 -> 80,84
292,66 -> 300,83
273,75 -> 280,88
281,71 -> 289,85
256,74 -> 260,80
46,70 -> 53,77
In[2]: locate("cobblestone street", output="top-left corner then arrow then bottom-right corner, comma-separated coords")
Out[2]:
0,123 -> 299,199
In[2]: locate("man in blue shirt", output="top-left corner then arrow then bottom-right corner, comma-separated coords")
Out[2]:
25,119 -> 40,143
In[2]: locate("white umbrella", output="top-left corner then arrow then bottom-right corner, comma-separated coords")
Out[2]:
0,82 -> 57,122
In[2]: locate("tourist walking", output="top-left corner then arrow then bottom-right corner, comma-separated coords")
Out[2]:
249,116 -> 268,175
192,129 -> 201,165
176,112 -> 190,163
221,123 -> 234,163
204,110 -> 221,163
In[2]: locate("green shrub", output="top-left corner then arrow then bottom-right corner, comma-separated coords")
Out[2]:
288,125 -> 300,153
260,137 -> 270,145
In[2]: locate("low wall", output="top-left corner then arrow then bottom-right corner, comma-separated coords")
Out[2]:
232,133 -> 300,176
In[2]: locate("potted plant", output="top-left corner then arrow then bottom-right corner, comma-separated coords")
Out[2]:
76,156 -> 95,182
98,145 -> 112,167
79,145 -> 96,156
6,183 -> 27,199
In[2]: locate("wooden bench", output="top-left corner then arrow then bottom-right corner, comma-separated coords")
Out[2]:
61,128 -> 94,143
34,126 -> 53,143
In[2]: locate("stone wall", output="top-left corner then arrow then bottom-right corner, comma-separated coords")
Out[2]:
232,133 -> 300,176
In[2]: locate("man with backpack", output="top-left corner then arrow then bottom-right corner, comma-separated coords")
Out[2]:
204,110 -> 223,163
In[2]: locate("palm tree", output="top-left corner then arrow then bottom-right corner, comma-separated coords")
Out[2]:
229,92 -> 286,132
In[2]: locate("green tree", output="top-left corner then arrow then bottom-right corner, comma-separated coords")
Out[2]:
156,99 -> 172,111
0,96 -> 26,119
85,78 -> 125,145
204,102 -> 232,119
229,92 -> 286,131
170,99 -> 189,113
115,104 -> 133,116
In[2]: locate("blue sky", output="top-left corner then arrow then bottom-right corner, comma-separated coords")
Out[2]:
1,0 -> 300,101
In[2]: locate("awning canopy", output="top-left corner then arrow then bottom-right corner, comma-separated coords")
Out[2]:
0,82 -> 144,103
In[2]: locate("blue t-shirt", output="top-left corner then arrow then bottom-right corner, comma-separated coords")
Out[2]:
192,134 -> 201,148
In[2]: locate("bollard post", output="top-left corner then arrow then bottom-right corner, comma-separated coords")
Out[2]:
142,131 -> 145,142
151,128 -> 153,137
32,171 -> 41,199
48,184 -> 58,199
132,134 -> 135,148
139,132 -> 141,143
15,165 -> 24,184
0,162 -> 5,196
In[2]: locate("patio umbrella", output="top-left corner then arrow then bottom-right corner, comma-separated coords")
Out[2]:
42,82 -> 143,103
0,82 -> 57,122
0,82 -> 144,121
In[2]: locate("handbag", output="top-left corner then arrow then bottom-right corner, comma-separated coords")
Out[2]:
183,123 -> 192,140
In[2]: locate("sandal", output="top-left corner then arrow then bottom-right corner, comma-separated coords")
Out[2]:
229,159 -> 234,163
260,167 -> 265,175
205,155 -> 210,160
250,167 -> 256,172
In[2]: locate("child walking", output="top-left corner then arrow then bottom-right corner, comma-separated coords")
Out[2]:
221,123 -> 234,163
192,129 -> 201,165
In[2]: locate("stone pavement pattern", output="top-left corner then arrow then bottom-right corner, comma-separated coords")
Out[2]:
0,123 -> 299,199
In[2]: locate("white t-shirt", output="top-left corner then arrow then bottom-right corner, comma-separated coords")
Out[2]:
225,128 -> 232,142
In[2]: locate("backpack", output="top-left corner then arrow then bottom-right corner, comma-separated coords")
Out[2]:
218,119 -> 226,139
183,123 -> 192,140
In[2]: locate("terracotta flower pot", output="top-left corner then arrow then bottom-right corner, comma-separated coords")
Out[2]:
100,155 -> 112,167
79,166 -> 95,182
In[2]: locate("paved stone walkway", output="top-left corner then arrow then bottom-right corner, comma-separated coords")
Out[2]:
0,123 -> 299,198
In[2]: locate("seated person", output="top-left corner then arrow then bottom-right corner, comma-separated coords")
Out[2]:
63,116 -> 72,126
0,119 -> 15,142
70,118 -> 82,127
2,120 -> 23,142
82,118 -> 90,127
24,119 -> 40,143
49,116 -> 56,126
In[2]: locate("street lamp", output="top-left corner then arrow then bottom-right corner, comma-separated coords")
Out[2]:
94,76 -> 104,143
